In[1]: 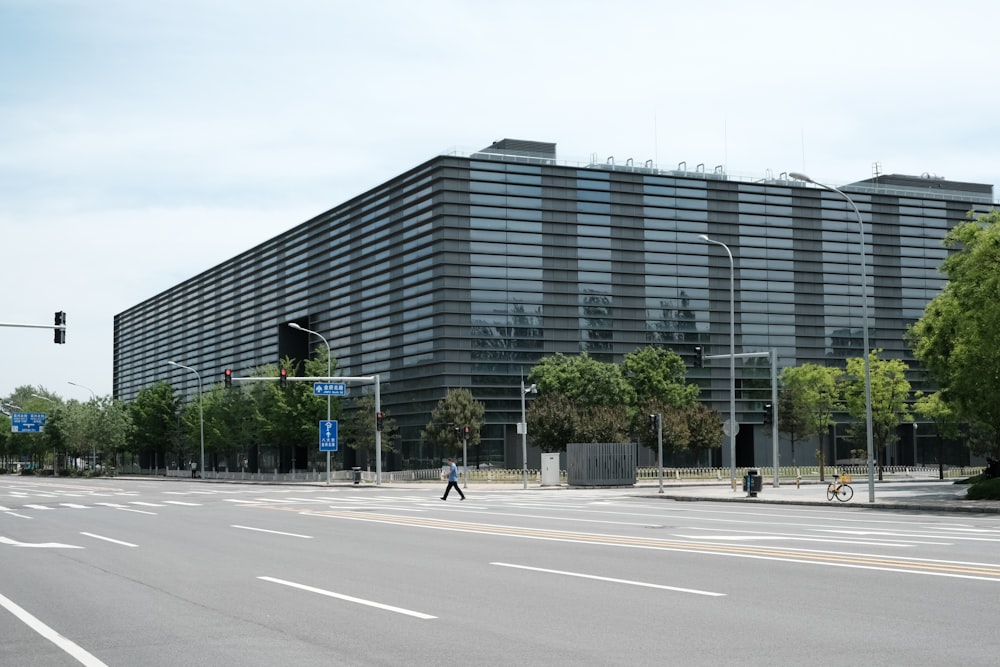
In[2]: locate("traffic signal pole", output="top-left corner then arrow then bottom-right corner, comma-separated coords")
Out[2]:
0,312 -> 67,343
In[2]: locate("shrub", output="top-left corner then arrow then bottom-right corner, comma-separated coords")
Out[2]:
966,477 -> 1000,500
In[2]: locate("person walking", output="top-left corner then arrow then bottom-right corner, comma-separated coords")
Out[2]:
441,458 -> 465,500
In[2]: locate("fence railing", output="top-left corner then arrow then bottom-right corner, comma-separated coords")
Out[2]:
113,463 -> 984,484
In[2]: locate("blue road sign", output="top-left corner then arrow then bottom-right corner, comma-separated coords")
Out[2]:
313,382 -> 347,396
11,412 -> 46,433
319,420 -> 338,451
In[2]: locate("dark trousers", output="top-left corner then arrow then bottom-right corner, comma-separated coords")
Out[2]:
442,480 -> 464,500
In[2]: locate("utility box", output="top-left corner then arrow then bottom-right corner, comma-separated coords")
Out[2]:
540,453 -> 560,486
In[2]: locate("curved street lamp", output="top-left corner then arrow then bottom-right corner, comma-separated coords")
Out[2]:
698,234 -> 737,488
165,362 -> 205,480
789,172 -> 875,503
289,322 -> 333,485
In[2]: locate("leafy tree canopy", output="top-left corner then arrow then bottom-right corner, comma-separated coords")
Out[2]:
908,210 -> 1000,457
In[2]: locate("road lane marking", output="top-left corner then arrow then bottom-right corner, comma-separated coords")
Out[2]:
285,508 -> 1000,582
95,503 -> 128,508
0,591 -> 107,666
0,536 -> 82,549
25,504 -> 52,510
80,532 -> 138,547
232,525 -> 313,539
128,502 -> 164,507
116,508 -> 156,515
163,501 -> 201,506
491,562 -> 725,596
60,504 -> 89,509
4,512 -> 31,519
258,576 -> 436,619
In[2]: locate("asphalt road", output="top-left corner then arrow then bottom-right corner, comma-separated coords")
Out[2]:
3,477 -> 1000,666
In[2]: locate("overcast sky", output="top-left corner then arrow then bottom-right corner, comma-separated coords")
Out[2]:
2,0 -> 998,402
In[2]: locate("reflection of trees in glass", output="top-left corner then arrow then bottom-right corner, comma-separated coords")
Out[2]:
580,291 -> 613,357
471,303 -> 544,371
828,327 -> 866,359
646,292 -> 698,344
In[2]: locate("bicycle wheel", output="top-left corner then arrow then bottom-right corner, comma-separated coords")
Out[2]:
826,484 -> 836,501
837,484 -> 854,501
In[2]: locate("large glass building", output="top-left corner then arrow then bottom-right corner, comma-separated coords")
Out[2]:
114,139 -> 995,471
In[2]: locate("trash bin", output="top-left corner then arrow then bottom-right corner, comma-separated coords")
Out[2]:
744,468 -> 762,497
352,467 -> 362,485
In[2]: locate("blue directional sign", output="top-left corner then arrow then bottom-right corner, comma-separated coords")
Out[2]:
319,420 -> 338,452
11,412 -> 46,433
313,382 -> 347,396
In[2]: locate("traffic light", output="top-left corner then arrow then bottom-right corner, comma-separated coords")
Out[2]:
464,426 -> 470,440
53,311 -> 66,344
693,345 -> 703,368
454,426 -> 461,440
224,369 -> 232,388
763,403 -> 773,425
376,412 -> 384,431
279,368 -> 288,388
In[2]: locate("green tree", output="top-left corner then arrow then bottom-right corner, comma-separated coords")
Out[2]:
94,398 -> 132,473
421,389 -> 485,456
129,382 -> 180,469
913,391 -> 961,480
525,392 -> 579,453
623,346 -> 699,409
202,384 -> 261,470
779,365 -> 839,469
529,352 -> 635,408
253,359 -> 314,471
343,392 -> 397,469
686,403 -> 724,466
842,350 -> 912,480
907,210 -> 1000,459
575,403 -> 631,443
636,399 -> 691,458
527,352 -> 636,449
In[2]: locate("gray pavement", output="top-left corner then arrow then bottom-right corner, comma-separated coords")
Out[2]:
637,478 -> 1000,513
111,472 -> 1000,513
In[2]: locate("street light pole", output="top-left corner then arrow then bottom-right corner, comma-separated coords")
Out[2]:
789,173 -> 875,503
289,323 -> 333,485
67,381 -> 98,471
520,379 -> 537,489
698,235 -> 737,489
165,362 -> 204,480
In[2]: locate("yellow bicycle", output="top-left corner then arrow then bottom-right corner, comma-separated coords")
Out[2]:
827,474 -> 854,501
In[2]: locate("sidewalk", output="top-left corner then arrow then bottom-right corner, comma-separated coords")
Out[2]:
115,473 -> 1000,513
637,479 -> 1000,514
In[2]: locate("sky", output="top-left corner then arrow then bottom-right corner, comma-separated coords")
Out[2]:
2,0 -> 999,403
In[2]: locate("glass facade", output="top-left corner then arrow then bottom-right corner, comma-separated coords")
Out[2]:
114,142 -> 995,470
